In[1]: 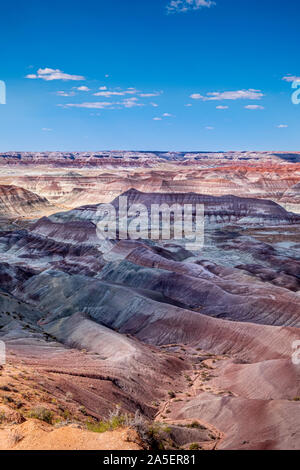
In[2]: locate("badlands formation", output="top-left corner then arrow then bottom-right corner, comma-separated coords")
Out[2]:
0,151 -> 300,213
0,151 -> 299,450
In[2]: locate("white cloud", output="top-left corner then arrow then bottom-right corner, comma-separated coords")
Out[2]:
244,105 -> 264,110
74,86 -> 90,91
56,91 -> 76,97
26,67 -> 85,81
94,91 -> 127,97
205,126 -> 214,130
166,0 -> 216,14
153,113 -> 174,120
94,88 -> 138,97
139,92 -> 162,98
190,89 -> 264,101
185,103 -> 192,107
60,85 -> 161,111
93,88 -> 162,98
122,97 -> 143,108
42,128 -> 52,131
282,75 -> 300,83
277,124 -> 288,128
63,102 -> 114,109
62,97 -> 143,110
216,105 -> 229,109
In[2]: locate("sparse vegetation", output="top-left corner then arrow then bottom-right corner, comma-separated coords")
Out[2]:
79,405 -> 88,415
86,406 -> 126,433
3,395 -> 15,404
27,406 -> 54,424
62,409 -> 71,420
189,443 -> 200,450
86,415 -> 125,433
186,421 -> 206,430
65,391 -> 73,402
10,430 -> 24,445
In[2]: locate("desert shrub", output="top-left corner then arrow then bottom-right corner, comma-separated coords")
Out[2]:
86,407 -> 177,450
15,400 -> 24,410
162,425 -> 172,434
189,443 -> 200,450
0,411 -> 6,423
86,406 -> 126,434
62,409 -> 71,420
3,395 -> 15,404
65,391 -> 73,402
27,407 -> 54,424
79,405 -> 88,415
140,419 -> 182,450
10,430 -> 24,445
186,421 -> 206,430
168,391 -> 176,398
125,410 -> 151,445
89,409 -> 165,449
86,415 -> 125,433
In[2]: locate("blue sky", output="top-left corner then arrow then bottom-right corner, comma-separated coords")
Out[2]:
0,0 -> 300,151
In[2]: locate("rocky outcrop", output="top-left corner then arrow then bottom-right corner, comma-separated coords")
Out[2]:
112,189 -> 300,227
0,185 -> 54,217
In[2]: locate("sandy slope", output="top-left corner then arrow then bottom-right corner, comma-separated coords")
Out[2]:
0,420 -> 142,450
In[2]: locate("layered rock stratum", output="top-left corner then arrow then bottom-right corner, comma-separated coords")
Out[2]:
0,152 -> 299,450
0,152 -> 300,213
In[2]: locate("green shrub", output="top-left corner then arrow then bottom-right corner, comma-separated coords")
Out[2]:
79,405 -> 88,415
189,443 -> 200,450
86,415 -> 125,433
187,421 -> 206,430
28,407 -> 54,424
